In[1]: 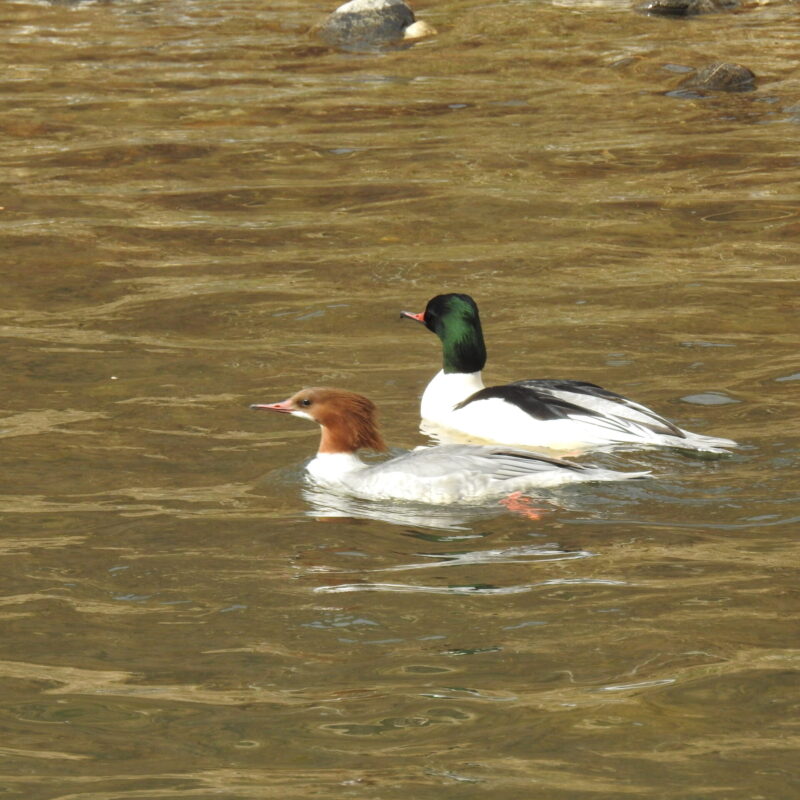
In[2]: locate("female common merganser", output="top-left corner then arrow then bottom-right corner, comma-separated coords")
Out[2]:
401,293 -> 737,454
251,387 -> 647,504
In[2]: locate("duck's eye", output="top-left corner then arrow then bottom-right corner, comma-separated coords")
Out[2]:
299,398 -> 312,407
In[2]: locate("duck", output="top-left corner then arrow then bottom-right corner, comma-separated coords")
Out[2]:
250,387 -> 648,505
401,293 -> 737,454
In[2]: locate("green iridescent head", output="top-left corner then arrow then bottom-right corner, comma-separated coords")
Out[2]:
418,293 -> 487,374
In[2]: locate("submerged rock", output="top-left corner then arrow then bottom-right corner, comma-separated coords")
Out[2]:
317,0 -> 436,50
679,62 -> 756,92
640,0 -> 737,16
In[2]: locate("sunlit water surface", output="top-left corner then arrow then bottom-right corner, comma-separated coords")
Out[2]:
1,0 -> 798,797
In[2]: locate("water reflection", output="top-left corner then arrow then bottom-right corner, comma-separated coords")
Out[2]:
301,479 -> 644,529
303,484 -> 515,530
320,542 -> 596,572
314,577 -> 630,595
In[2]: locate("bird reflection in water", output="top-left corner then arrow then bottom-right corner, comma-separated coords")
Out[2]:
301,485 -> 555,530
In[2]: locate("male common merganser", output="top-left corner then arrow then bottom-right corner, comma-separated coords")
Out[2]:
401,293 -> 737,454
251,387 -> 647,504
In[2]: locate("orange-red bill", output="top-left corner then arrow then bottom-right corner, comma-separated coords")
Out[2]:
250,400 -> 293,413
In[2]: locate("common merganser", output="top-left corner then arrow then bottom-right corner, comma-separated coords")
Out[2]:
250,387 -> 648,504
401,293 -> 737,454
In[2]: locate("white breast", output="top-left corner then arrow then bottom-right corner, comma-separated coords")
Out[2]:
420,370 -> 484,424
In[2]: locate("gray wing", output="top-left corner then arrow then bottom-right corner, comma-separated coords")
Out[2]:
364,444 -> 589,480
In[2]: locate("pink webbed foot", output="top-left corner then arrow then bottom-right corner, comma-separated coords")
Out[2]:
499,491 -> 551,521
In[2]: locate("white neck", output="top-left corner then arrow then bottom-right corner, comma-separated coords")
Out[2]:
420,369 -> 485,424
306,451 -> 367,487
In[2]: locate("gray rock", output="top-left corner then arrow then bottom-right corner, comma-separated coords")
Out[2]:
679,62 -> 756,92
640,0 -> 737,16
317,0 -> 435,50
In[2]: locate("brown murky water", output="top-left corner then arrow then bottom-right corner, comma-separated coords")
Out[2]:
1,0 -> 798,797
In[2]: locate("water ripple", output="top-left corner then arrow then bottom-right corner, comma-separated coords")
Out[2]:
314,578 -> 630,595
309,544 -> 595,574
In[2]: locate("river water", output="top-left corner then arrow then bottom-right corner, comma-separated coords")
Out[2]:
1,0 -> 798,797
